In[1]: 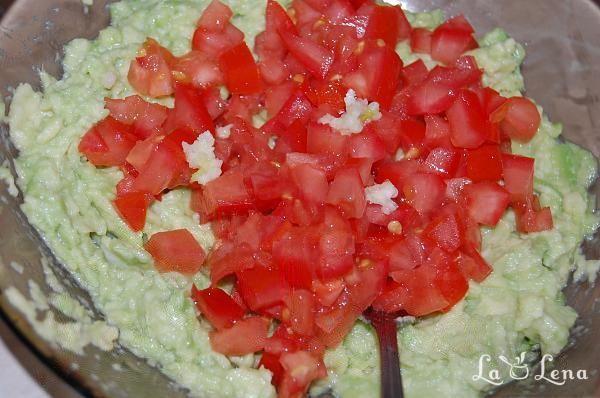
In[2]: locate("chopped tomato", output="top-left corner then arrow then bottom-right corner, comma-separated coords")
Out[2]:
466,144 -> 503,182
361,3 -> 411,46
402,173 -> 445,214
79,117 -> 138,167
145,229 -> 206,274
286,289 -> 315,336
113,192 -> 150,232
501,153 -> 534,202
280,31 -> 334,79
209,316 -> 270,356
326,167 -> 367,219
236,265 -> 289,312
192,171 -> 255,221
410,28 -> 432,54
164,83 -> 215,134
464,182 -> 510,226
219,42 -> 264,95
105,95 -> 168,139
191,286 -> 246,330
172,51 -> 224,89
492,97 -> 541,143
127,38 -> 175,98
197,0 -> 233,32
430,15 -> 478,65
447,89 -> 488,149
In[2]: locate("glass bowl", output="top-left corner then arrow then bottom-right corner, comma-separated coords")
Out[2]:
0,0 -> 598,397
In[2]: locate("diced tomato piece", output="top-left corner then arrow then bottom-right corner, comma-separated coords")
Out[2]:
79,117 -> 138,167
447,89 -> 488,149
280,31 -> 334,79
191,286 -> 245,330
145,229 -> 206,274
343,43 -> 402,109
113,192 -> 150,232
262,90 -> 314,136
400,60 -> 429,88
475,86 -> 507,116
290,163 -> 329,204
374,160 -> 420,191
466,144 -> 503,182
272,224 -> 316,289
303,79 -> 347,115
131,138 -> 188,195
406,78 -> 457,116
164,83 -> 215,134
197,0 -> 232,31
219,42 -> 264,95
312,279 -> 345,307
458,249 -> 492,283
105,95 -> 168,139
259,352 -> 285,387
279,351 -> 326,398
423,147 -> 459,176
424,212 -> 462,252
172,51 -> 224,89
209,316 -> 270,356
464,181 -> 510,226
128,38 -> 175,98
236,265 -> 289,311
423,114 -> 452,148
402,172 -> 445,214
388,234 -> 428,271
317,229 -> 355,280
327,167 -> 366,219
513,199 -> 553,233
192,171 -> 255,221
285,289 -> 315,336
361,4 -> 410,46
430,15 -> 478,65
306,122 -> 349,159
492,97 -> 541,143
348,131 -> 387,162
126,133 -> 164,171
410,28 -> 432,54
501,153 -> 534,202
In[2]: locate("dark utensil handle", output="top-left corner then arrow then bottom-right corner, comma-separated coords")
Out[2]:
371,314 -> 404,398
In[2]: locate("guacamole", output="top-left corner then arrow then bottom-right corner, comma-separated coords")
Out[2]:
5,1 -> 599,397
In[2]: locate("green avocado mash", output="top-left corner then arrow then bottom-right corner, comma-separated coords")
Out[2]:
5,1 -> 599,397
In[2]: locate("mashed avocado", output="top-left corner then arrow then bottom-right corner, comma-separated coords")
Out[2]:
5,1 -> 599,397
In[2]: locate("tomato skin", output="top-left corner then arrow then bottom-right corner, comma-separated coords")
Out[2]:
466,144 -> 503,182
113,192 -> 150,232
447,89 -> 488,149
128,38 -> 175,98
209,316 -> 270,356
464,181 -> 510,227
492,97 -> 541,143
191,286 -> 246,330
362,4 -> 410,46
400,60 -> 429,88
145,229 -> 206,274
219,42 -> 264,95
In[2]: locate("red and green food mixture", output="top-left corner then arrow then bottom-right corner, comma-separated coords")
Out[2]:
78,0 -> 551,396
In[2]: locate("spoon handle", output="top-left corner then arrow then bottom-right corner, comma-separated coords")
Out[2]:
369,311 -> 404,398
